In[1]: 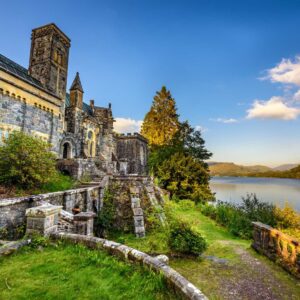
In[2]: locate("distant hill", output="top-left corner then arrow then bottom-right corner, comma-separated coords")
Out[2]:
273,164 -> 299,171
209,162 -> 272,176
209,162 -> 300,179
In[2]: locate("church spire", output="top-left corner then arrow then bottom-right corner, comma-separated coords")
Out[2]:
70,72 -> 83,109
70,72 -> 84,92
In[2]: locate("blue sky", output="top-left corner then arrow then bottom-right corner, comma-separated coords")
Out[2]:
1,0 -> 300,166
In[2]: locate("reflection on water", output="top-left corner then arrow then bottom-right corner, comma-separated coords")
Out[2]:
210,177 -> 300,211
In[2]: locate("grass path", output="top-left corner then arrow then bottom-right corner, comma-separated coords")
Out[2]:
117,204 -> 300,299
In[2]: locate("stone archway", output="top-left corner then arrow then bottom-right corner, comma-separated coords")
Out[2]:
62,142 -> 72,159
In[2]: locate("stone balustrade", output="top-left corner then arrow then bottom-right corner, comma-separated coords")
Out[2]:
0,178 -> 107,240
252,221 -> 300,278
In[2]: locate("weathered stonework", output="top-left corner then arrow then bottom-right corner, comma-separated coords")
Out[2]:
73,212 -> 96,236
0,93 -> 62,152
0,179 -> 107,240
25,205 -> 62,235
252,221 -> 300,278
0,23 -> 148,180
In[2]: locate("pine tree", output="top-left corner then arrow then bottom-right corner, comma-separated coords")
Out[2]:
141,86 -> 180,147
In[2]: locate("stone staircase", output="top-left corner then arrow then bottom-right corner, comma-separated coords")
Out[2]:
129,186 -> 145,238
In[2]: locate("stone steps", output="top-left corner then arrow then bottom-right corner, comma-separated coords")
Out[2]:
130,186 -> 145,238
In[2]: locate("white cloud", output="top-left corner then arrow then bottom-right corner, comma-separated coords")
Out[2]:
210,118 -> 238,124
246,96 -> 300,120
114,118 -> 143,133
263,56 -> 300,86
293,89 -> 300,101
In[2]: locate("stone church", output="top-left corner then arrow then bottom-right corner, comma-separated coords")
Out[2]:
0,23 -> 148,178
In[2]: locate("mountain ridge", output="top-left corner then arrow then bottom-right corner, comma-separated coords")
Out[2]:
209,162 -> 298,176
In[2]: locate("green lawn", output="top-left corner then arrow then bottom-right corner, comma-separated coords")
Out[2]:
0,243 -> 177,300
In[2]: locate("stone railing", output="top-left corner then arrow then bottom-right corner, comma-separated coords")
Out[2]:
50,232 -> 208,300
252,222 -> 300,278
0,177 -> 108,240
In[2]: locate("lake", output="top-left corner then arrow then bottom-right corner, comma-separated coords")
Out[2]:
210,177 -> 300,211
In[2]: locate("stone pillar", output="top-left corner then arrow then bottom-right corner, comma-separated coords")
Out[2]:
73,212 -> 96,236
26,205 -> 62,236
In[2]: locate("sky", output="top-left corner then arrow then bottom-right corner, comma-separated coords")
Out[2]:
1,0 -> 300,167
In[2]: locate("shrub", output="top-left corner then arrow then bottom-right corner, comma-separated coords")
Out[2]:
240,194 -> 277,227
199,202 -> 217,219
0,131 -> 57,189
275,203 -> 300,230
200,195 -> 289,239
168,220 -> 207,256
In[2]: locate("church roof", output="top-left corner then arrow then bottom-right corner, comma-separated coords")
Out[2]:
0,53 -> 43,89
70,72 -> 84,92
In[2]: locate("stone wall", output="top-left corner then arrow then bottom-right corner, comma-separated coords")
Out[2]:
116,133 -> 148,175
252,222 -> 300,278
102,176 -> 165,235
57,158 -> 106,180
50,232 -> 208,300
0,184 -> 105,240
0,93 -> 62,153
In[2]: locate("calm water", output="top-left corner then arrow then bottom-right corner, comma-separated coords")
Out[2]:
210,177 -> 300,211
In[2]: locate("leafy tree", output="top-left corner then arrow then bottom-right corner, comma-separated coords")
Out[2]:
148,121 -> 212,176
0,131 -> 57,189
157,152 -> 213,202
142,86 -> 213,202
141,86 -> 180,147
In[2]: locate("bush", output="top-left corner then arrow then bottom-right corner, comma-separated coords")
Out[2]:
199,202 -> 217,219
200,194 -> 278,239
168,220 -> 207,256
0,131 -> 57,189
275,203 -> 300,230
240,194 -> 277,227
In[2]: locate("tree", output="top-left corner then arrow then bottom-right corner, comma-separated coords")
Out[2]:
148,121 -> 212,176
0,131 -> 57,189
157,152 -> 213,202
141,86 -> 180,147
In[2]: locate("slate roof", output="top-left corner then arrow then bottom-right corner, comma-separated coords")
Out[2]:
0,53 -> 43,88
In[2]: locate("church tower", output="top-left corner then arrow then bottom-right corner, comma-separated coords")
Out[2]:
65,72 -> 84,134
29,23 -> 71,99
70,72 -> 83,109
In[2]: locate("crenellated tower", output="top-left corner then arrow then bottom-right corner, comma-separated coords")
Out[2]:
29,23 -> 71,99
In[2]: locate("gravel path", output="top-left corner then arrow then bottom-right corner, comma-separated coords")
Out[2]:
217,241 -> 300,300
